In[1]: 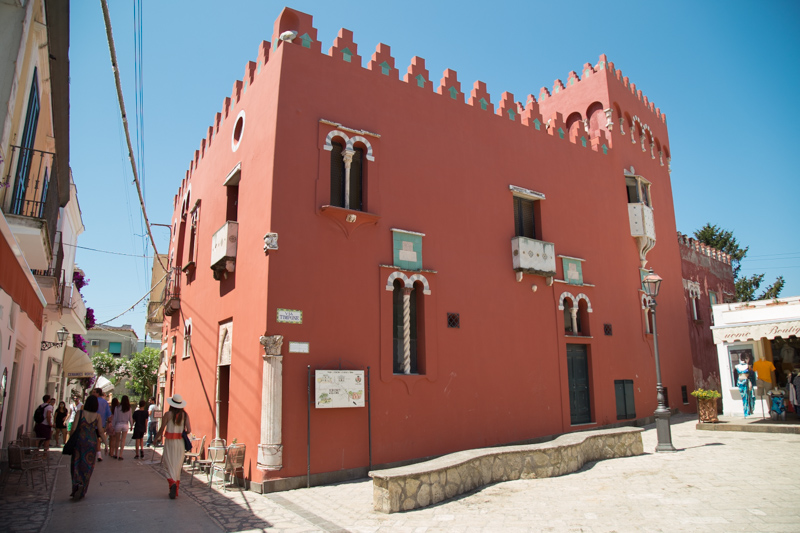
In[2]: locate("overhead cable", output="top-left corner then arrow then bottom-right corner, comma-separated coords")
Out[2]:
99,0 -> 166,273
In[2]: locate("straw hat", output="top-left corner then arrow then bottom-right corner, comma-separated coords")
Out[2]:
167,394 -> 187,409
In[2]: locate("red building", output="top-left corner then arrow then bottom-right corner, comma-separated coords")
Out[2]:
158,8 -> 701,492
678,233 -> 735,392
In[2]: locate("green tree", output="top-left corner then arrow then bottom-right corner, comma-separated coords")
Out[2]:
92,351 -> 121,380
694,223 -> 785,302
122,347 -> 160,400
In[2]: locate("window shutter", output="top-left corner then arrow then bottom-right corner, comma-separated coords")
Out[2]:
513,197 -> 536,238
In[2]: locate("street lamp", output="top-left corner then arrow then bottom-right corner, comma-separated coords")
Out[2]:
41,326 -> 70,351
641,268 -> 676,452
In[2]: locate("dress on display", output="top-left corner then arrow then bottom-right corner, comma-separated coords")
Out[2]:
736,363 -> 756,416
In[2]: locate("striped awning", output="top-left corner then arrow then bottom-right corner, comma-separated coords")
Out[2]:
712,319 -> 800,344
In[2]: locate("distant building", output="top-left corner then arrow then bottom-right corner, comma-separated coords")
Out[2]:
0,0 -> 85,446
678,233 -> 735,392
85,325 -> 138,359
150,7 -> 725,493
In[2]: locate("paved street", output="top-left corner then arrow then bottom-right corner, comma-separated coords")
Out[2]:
2,414 -> 799,532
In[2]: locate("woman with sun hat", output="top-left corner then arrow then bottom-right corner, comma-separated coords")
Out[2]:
155,393 -> 192,499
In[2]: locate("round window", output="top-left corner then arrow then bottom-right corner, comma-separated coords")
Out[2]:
231,110 -> 246,152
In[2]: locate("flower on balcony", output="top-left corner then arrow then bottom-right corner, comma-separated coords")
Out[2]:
85,307 -> 96,330
73,270 -> 90,292
73,334 -> 87,353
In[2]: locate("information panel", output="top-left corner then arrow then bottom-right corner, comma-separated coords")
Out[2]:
315,370 -> 365,408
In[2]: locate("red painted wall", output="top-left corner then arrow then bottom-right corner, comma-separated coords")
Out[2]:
678,234 -> 735,392
164,8 -> 699,486
0,233 -> 43,331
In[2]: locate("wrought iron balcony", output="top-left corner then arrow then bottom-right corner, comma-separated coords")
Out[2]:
164,267 -> 182,316
2,145 -> 60,260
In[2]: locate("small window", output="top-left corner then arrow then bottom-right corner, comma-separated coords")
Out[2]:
681,385 -> 689,404
513,196 -> 537,239
109,342 -> 122,357
330,140 -> 364,211
614,379 -> 636,420
625,175 -> 651,207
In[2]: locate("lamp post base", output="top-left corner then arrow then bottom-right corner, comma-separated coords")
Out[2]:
654,408 -> 676,452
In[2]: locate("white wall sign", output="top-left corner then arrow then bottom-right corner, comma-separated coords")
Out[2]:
315,370 -> 365,408
288,342 -> 309,354
277,308 -> 302,324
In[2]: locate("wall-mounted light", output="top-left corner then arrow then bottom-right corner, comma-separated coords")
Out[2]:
41,326 -> 69,351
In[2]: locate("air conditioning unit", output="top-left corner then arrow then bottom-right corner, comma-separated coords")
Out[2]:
91,340 -> 99,346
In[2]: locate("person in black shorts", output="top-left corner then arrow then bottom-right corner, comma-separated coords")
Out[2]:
132,400 -> 149,459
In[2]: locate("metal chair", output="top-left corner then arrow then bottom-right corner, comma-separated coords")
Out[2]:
193,438 -> 225,486
7,442 -> 48,490
209,443 -> 245,491
184,435 -> 205,485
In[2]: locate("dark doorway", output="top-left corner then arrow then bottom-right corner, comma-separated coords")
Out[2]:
217,365 -> 230,442
567,344 -> 591,424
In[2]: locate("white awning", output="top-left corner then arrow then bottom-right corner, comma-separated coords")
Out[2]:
62,347 -> 95,378
95,376 -> 115,393
712,319 -> 800,344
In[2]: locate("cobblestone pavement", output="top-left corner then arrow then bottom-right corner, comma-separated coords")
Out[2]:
7,414 -> 800,532
0,454 -> 62,533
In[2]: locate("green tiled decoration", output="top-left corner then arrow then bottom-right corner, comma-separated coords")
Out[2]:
393,230 -> 423,271
562,257 -> 584,286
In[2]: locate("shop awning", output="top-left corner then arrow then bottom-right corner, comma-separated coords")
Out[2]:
95,376 -> 115,394
62,347 -> 95,379
712,318 -> 800,344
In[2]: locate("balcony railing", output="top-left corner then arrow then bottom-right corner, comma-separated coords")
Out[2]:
164,267 -> 181,316
511,236 -> 557,278
628,203 -> 656,240
3,145 -> 60,252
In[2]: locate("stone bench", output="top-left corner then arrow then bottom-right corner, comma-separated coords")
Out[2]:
369,426 -> 644,513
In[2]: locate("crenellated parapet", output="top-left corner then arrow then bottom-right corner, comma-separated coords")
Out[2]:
677,232 -> 732,265
180,8 -> 676,183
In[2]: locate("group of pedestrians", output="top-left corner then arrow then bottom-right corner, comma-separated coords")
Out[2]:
60,390 -> 191,501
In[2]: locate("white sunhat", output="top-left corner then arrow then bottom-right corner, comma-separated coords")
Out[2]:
166,394 -> 187,409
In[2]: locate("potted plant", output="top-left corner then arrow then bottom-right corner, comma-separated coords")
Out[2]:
691,389 -> 722,423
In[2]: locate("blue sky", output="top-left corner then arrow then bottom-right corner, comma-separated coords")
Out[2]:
70,1 -> 800,337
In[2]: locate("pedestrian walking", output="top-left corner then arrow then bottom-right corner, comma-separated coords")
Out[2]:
155,394 -> 191,499
111,396 -> 132,460
53,401 -> 69,447
145,397 -> 158,447
91,388 -> 112,461
107,397 -> 119,458
132,400 -> 148,459
33,396 -> 54,451
68,394 -> 107,500
67,396 -> 82,433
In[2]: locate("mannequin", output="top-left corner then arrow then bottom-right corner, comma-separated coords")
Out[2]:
735,355 -> 756,417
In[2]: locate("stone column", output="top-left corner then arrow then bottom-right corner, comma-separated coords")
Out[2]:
570,307 -> 579,335
402,287 -> 412,374
342,149 -> 355,209
258,335 -> 283,471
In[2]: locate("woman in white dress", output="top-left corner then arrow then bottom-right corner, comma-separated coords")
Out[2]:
155,394 -> 191,499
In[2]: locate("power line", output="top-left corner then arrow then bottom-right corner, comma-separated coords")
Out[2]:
97,270 -> 168,326
64,242 -> 153,258
99,0 -> 166,273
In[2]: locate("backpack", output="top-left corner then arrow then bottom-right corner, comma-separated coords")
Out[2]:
33,403 -> 46,424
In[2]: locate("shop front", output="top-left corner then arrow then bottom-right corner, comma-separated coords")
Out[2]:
711,297 -> 800,417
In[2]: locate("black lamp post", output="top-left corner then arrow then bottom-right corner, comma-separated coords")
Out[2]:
41,326 -> 69,351
642,268 -> 676,452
